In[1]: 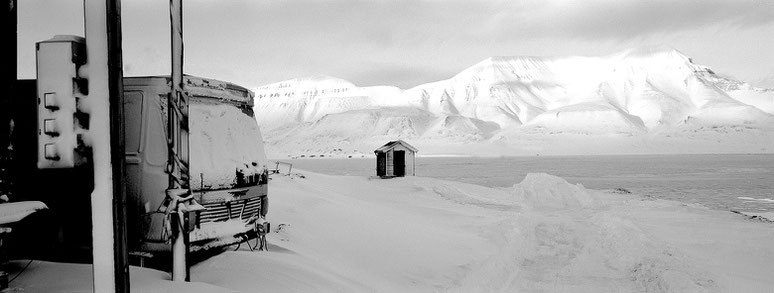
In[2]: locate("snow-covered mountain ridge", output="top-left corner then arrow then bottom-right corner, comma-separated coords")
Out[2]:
252,46 -> 774,157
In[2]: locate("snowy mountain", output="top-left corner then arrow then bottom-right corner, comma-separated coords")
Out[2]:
252,46 -> 774,158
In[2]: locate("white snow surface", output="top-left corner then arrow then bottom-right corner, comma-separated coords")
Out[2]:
189,219 -> 252,242
8,260 -> 233,292
0,201 -> 47,225
252,46 -> 774,157
190,103 -> 268,189
10,172 -> 774,292
191,171 -> 774,292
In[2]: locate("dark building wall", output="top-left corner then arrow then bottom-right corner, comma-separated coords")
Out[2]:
7,80 -> 95,262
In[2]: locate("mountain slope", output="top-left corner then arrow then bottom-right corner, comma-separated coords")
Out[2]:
252,47 -> 774,157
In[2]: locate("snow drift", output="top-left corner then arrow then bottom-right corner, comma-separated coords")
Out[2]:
252,46 -> 774,157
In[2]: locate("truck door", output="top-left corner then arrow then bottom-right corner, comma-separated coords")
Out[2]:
123,91 -> 144,245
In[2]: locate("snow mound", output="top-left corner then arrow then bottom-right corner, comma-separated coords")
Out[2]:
0,201 -> 47,225
512,173 -> 595,210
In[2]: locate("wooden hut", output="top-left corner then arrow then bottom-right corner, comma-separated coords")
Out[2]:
374,140 -> 417,178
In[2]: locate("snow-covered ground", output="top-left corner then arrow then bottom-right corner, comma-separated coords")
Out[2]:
10,171 -> 773,292
7,260 -> 233,292
199,171 -> 774,292
251,46 -> 774,158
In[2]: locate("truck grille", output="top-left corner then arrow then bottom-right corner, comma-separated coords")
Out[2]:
199,197 -> 261,223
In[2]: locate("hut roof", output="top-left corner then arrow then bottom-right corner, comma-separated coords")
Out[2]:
374,140 -> 418,154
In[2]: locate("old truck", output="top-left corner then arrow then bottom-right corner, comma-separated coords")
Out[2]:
7,36 -> 269,263
123,75 -> 269,254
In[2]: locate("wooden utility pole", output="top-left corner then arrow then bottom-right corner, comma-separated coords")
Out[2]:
169,0 -> 191,282
84,0 -> 129,291
106,0 -> 130,291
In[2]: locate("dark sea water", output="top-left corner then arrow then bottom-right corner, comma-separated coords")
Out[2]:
283,154 -> 774,213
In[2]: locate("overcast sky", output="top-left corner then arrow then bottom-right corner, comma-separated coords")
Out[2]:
17,0 -> 774,89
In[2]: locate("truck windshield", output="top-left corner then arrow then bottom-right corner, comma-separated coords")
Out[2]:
189,102 -> 267,190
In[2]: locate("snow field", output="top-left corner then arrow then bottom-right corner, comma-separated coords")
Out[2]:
195,171 -> 774,292
8,171 -> 773,292
8,260 -> 232,292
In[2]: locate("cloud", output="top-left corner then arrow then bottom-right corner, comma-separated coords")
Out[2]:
113,0 -> 774,88
184,0 -> 774,44
491,0 -> 774,41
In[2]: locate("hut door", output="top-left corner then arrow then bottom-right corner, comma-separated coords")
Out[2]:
377,153 -> 386,177
394,150 -> 406,177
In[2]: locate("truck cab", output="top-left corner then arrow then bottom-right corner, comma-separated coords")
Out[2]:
122,76 -> 269,253
5,74 -> 269,262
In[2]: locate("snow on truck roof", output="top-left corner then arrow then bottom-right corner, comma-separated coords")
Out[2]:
124,75 -> 254,107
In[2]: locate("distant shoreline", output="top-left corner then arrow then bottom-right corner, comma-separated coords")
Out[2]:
271,152 -> 774,161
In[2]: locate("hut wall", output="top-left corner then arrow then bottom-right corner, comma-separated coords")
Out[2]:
408,151 -> 415,176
